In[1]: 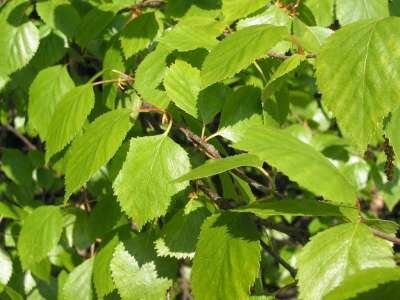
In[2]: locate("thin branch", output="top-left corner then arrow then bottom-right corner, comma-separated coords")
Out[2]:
195,180 -> 238,210
260,239 -> 297,278
267,51 -> 316,60
2,124 -> 36,150
92,77 -> 133,87
178,126 -> 270,194
232,169 -> 269,194
136,0 -> 164,9
178,126 -> 221,159
372,229 -> 400,245
259,219 -> 308,244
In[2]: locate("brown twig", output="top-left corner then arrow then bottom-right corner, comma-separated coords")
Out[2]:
178,126 -> 269,194
259,219 -> 308,244
178,126 -> 221,159
372,229 -> 400,245
136,0 -> 164,9
267,51 -> 316,60
2,124 -> 36,150
260,239 -> 297,278
195,180 -> 238,209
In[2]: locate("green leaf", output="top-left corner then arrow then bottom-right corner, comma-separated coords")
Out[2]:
233,125 -> 358,206
17,206 -> 63,269
336,0 -> 389,25
175,154 -> 262,182
263,54 -> 305,99
364,218 -> 400,234
102,40 -> 125,109
386,107 -> 400,161
297,222 -> 395,300
120,12 -> 158,59
293,19 -> 333,53
234,199 -> 353,218
113,134 -> 191,229
36,0 -> 81,38
160,16 -> 224,51
110,243 -> 171,300
134,43 -> 171,109
0,21 -> 39,76
324,267 -> 400,300
62,258 -> 94,300
155,199 -> 211,259
217,86 -> 263,142
93,236 -> 119,298
75,6 -> 115,48
237,4 -> 292,29
222,0 -> 268,23
201,24 -> 287,87
0,248 -> 12,289
30,32 -> 68,70
65,108 -> 132,200
0,202 -> 23,220
124,230 -> 178,279
305,0 -> 335,26
316,18 -> 400,151
1,149 -> 34,187
164,60 -> 201,118
192,213 -> 261,300
28,65 -> 74,140
198,83 -> 231,124
45,84 -> 95,163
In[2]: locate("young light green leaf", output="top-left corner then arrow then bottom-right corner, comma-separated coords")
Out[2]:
297,223 -> 395,300
120,12 -> 158,59
65,108 -> 132,200
164,60 -> 201,118
29,65 -> 74,140
134,43 -> 171,109
336,0 -> 389,25
316,18 -> 400,151
217,86 -> 263,142
111,243 -> 171,300
192,213 -> 261,300
0,21 -> 39,76
113,135 -> 191,229
201,25 -> 287,87
324,267 -> 400,300
17,206 -> 63,269
222,0 -> 268,23
237,4 -> 291,29
45,84 -> 95,163
160,16 -> 224,51
0,248 -> 12,289
155,199 -> 211,259
175,154 -> 262,182
233,125 -> 357,206
93,236 -> 119,298
63,258 -> 94,300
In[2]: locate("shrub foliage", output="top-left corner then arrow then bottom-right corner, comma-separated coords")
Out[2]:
1,0 -> 400,299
